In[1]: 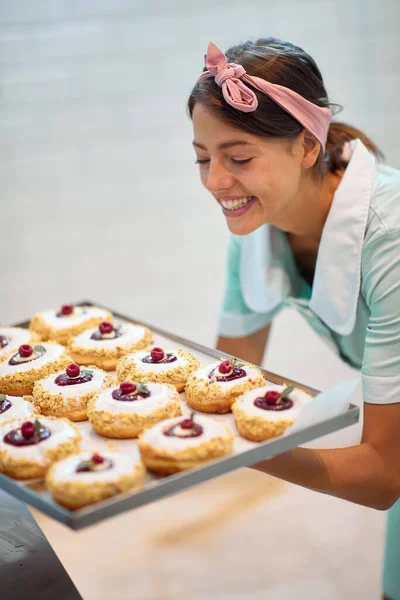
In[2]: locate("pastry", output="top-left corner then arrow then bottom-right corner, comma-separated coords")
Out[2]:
232,384 -> 313,442
29,304 -> 113,345
0,393 -> 37,424
88,380 -> 181,438
0,416 -> 81,479
185,357 -> 265,414
0,327 -> 36,362
32,363 -> 109,421
0,343 -> 71,396
116,347 -> 200,393
138,413 -> 234,474
68,321 -> 153,371
46,449 -> 146,510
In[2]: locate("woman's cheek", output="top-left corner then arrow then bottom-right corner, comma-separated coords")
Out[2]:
199,170 -> 207,188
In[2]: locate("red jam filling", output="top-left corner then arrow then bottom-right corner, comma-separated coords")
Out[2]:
0,396 -> 12,415
57,304 -> 74,317
55,364 -> 94,386
164,419 -> 204,438
0,335 -> 9,349
3,420 -> 51,447
76,453 -> 113,473
254,390 -> 294,412
111,381 -> 151,401
90,322 -> 121,341
208,360 -> 247,383
8,344 -> 46,366
142,347 -> 177,365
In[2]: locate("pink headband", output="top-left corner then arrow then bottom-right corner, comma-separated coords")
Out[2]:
197,42 -> 332,151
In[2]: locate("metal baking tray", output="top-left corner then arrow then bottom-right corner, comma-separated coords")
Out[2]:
0,301 -> 359,530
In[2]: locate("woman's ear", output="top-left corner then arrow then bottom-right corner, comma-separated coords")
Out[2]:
298,130 -> 321,169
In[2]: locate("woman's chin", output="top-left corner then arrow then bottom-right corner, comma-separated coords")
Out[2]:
225,214 -> 264,236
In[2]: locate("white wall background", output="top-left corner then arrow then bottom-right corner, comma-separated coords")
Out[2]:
1,2 -> 399,598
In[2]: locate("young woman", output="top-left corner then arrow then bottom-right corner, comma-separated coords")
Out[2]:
188,39 -> 400,600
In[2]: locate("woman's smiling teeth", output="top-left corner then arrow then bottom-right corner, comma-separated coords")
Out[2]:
220,197 -> 253,211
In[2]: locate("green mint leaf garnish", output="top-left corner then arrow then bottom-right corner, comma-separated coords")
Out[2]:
34,419 -> 42,436
77,460 -> 94,472
230,357 -> 245,370
137,382 -> 149,394
0,394 -> 7,403
34,345 -> 46,356
277,384 -> 296,403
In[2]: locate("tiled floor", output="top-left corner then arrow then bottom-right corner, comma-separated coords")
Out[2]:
2,1 -> 398,598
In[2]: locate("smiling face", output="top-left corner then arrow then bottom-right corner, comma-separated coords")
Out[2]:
192,103 -> 316,236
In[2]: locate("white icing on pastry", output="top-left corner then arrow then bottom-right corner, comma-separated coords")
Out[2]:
235,385 -> 312,421
141,415 -> 231,451
38,307 -> 109,330
124,350 -> 188,374
38,368 -> 106,399
192,362 -> 262,390
0,396 -> 35,422
72,324 -> 147,349
0,328 -> 31,358
0,343 -> 65,376
49,449 -> 141,483
0,417 -> 78,461
92,383 -> 176,415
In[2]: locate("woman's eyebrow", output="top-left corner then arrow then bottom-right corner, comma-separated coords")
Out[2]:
192,140 -> 253,150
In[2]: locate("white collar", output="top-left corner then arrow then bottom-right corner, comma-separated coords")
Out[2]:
240,139 -> 378,334
309,139 -> 378,334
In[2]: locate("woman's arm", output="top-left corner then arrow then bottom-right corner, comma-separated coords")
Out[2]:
217,325 -> 400,510
251,401 -> 400,510
253,232 -> 400,510
216,323 -> 271,366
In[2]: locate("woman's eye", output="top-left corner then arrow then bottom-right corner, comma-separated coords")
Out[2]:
231,158 -> 253,165
195,157 -> 253,165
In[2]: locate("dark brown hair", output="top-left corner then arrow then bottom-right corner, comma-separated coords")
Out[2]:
188,37 -> 383,175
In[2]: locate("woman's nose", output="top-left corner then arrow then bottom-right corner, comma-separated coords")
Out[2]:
203,159 -> 233,193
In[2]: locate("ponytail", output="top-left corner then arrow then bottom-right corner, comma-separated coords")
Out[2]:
323,122 -> 384,173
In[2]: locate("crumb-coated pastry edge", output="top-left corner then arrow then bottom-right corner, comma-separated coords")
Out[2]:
138,422 -> 234,474
88,383 -> 182,438
67,327 -> 153,370
185,363 -> 265,414
0,417 -> 81,480
46,458 -> 146,509
31,367 -> 113,422
116,349 -> 200,393
29,309 -> 113,345
0,349 -> 72,396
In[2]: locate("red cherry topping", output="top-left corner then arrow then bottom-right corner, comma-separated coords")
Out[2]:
99,321 -> 113,335
21,421 -> 35,439
120,382 -> 137,395
264,390 -> 281,406
151,347 -> 165,363
66,363 -> 81,378
219,360 -> 232,374
180,418 -> 194,430
91,453 -> 104,464
19,344 -> 33,358
60,304 -> 73,316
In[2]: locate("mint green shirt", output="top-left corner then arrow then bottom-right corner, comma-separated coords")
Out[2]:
218,139 -> 400,598
219,139 -> 400,406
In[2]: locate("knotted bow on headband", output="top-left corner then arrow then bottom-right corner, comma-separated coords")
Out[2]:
197,42 -> 332,151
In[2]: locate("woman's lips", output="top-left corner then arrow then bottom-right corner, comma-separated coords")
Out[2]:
220,196 -> 256,218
